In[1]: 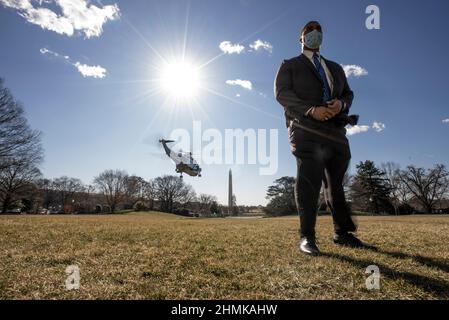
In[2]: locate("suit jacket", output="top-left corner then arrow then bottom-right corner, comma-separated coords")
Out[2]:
274,53 -> 354,130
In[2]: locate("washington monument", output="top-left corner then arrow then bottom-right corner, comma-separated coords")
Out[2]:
228,169 -> 233,215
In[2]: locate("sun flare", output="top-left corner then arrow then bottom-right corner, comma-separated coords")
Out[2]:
159,60 -> 201,100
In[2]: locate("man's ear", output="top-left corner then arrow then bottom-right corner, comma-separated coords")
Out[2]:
299,35 -> 303,44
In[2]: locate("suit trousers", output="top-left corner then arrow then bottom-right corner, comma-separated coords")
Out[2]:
288,125 -> 356,239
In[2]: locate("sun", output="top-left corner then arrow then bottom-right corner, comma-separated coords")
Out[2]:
159,60 -> 201,100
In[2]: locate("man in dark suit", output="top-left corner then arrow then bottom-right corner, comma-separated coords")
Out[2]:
274,21 -> 374,256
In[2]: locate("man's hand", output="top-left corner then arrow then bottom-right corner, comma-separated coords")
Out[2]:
310,106 -> 334,121
326,99 -> 343,117
310,99 -> 343,121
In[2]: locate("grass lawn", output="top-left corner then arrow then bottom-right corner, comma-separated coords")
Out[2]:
0,212 -> 448,300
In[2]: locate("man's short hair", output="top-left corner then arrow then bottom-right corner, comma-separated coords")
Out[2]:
300,20 -> 321,35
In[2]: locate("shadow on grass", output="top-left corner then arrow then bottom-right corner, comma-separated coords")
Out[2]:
376,249 -> 449,274
322,252 -> 449,299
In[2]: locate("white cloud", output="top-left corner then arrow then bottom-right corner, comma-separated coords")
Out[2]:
40,47 -> 61,57
442,118 -> 449,124
0,0 -> 120,38
249,39 -> 273,53
219,41 -> 245,54
341,64 -> 368,77
40,47 -> 107,78
225,79 -> 252,90
40,47 -> 52,55
74,62 -> 106,78
372,121 -> 386,132
346,125 -> 370,136
346,121 -> 386,136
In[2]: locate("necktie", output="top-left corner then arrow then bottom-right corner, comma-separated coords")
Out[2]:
313,52 -> 331,103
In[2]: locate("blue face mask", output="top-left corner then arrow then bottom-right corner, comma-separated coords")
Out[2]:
303,29 -> 323,49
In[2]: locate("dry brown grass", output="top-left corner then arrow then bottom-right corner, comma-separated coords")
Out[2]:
1,212 -> 448,300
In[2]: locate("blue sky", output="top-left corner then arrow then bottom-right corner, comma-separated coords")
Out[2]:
1,0 -> 448,205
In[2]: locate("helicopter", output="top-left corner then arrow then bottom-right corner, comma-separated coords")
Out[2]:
159,139 -> 202,178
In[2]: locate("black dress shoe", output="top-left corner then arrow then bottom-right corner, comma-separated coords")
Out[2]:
333,233 -> 377,250
299,237 -> 321,256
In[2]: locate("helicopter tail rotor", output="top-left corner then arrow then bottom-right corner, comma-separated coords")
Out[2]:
159,139 -> 175,144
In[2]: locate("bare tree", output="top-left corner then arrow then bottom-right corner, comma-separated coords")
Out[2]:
154,175 -> 196,213
0,79 -> 42,170
123,175 -> 146,208
20,181 -> 42,213
93,169 -> 128,213
399,164 -> 449,213
0,154 -> 42,212
181,184 -> 196,208
76,184 -> 97,213
197,194 -> 218,214
381,162 -> 402,215
52,176 -> 85,209
85,184 -> 96,196
142,179 -> 156,210
0,79 -> 43,212
36,178 -> 57,210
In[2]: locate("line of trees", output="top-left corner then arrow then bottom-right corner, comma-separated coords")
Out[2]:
7,169 -> 226,215
350,160 -> 449,214
0,78 -> 224,215
265,160 -> 449,216
1,168 -> 223,215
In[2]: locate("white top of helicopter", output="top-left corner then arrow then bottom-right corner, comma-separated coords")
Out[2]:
168,149 -> 198,166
